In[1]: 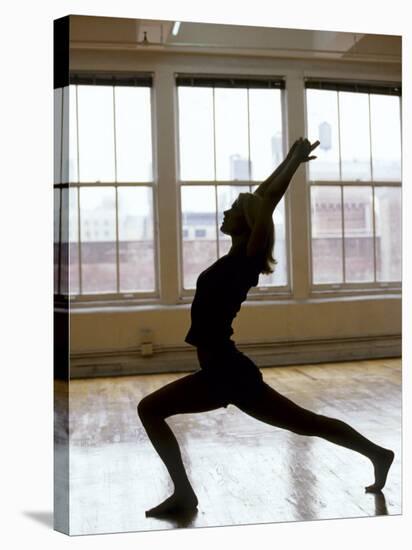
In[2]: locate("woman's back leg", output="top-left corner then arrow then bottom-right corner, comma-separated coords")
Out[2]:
234,382 -> 394,492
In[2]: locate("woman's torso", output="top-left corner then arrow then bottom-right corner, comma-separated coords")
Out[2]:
184,252 -> 263,348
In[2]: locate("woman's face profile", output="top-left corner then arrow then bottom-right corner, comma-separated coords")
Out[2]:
221,199 -> 248,236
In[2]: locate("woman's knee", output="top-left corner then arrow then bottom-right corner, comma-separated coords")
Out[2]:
137,394 -> 159,422
292,411 -> 322,437
297,412 -> 338,437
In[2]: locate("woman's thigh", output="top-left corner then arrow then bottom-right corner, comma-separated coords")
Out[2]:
233,382 -> 319,435
138,371 -> 228,419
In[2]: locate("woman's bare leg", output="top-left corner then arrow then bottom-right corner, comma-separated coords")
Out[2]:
235,382 -> 394,492
137,371 -> 226,516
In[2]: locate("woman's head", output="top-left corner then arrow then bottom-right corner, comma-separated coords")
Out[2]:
221,192 -> 277,274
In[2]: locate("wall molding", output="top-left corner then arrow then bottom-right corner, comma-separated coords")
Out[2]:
69,334 -> 401,379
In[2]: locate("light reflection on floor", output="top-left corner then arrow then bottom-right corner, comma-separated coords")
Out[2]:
66,359 -> 401,535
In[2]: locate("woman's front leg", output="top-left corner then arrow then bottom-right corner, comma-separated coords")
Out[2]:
137,371 -> 225,516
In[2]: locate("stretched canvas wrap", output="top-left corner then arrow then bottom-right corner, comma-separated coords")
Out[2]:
54,14 -> 402,536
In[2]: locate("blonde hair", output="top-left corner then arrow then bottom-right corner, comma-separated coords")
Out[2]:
238,192 -> 277,275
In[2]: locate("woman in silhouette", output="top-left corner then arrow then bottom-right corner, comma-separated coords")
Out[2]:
138,137 -> 394,517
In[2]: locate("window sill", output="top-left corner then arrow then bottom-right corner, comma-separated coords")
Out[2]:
63,289 -> 401,314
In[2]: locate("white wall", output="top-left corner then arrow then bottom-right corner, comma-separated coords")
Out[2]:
67,36 -> 401,375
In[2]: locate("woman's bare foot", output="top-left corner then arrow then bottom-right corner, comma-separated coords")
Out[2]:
145,490 -> 198,517
365,448 -> 394,493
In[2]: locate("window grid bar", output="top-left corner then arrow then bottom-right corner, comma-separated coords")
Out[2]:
57,189 -> 62,296
57,87 -> 64,295
338,94 -> 345,280
61,181 -> 157,188
215,186 -> 220,258
306,180 -> 401,187
372,186 -> 378,283
308,185 -> 314,287
113,87 -> 120,294
337,91 -> 342,181
368,93 -> 378,283
75,85 -> 83,295
70,290 -> 158,302
59,88 -> 64,186
212,86 -> 219,260
368,94 -> 374,182
247,88 -> 252,181
212,87 -> 217,182
179,180 -> 256,186
341,185 -> 346,284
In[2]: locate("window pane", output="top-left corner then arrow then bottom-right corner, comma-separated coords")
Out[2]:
266,198 -> 287,287
77,86 -> 115,182
343,186 -> 374,282
62,86 -> 79,183
178,87 -> 214,181
217,185 -> 249,257
54,88 -> 62,184
80,187 -> 116,293
339,92 -> 371,181
250,185 -> 287,287
118,187 -> 155,292
181,186 -> 217,289
249,89 -> 283,181
54,188 -> 61,293
375,187 -> 401,282
115,87 -> 153,182
370,95 -> 401,181
311,186 -> 343,284
215,89 -> 249,181
61,187 -> 79,295
306,89 -> 340,180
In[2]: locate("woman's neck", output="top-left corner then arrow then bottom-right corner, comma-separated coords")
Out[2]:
227,233 -> 249,256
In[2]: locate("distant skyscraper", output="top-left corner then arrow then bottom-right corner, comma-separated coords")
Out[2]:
319,121 -> 332,150
230,154 -> 249,180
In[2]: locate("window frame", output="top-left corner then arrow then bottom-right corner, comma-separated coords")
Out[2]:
304,79 -> 402,295
175,74 -> 292,299
54,72 -> 160,305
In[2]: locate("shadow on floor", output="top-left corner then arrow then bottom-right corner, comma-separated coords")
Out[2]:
22,511 -> 53,529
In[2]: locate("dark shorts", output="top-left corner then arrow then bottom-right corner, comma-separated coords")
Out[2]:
195,340 -> 264,408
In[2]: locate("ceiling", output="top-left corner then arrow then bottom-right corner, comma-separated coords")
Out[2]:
69,15 -> 401,64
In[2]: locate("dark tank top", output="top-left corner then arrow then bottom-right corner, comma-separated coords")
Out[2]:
184,252 -> 263,348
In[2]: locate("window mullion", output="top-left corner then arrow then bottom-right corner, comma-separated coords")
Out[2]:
155,69 -> 180,304
113,86 -> 120,294
286,73 -> 310,300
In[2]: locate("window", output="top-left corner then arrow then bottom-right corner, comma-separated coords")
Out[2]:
54,74 -> 156,299
305,80 -> 401,288
177,76 -> 287,291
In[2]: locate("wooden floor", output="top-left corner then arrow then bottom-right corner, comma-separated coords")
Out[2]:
67,358 -> 401,536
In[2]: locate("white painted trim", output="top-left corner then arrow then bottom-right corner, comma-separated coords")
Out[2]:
70,334 -> 401,378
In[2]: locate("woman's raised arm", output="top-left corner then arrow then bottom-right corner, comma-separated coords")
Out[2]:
245,138 -> 320,257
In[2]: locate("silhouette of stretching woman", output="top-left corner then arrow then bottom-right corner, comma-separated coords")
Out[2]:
138,138 -> 394,517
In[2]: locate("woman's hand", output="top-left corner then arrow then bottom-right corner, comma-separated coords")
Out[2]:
291,137 -> 320,163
